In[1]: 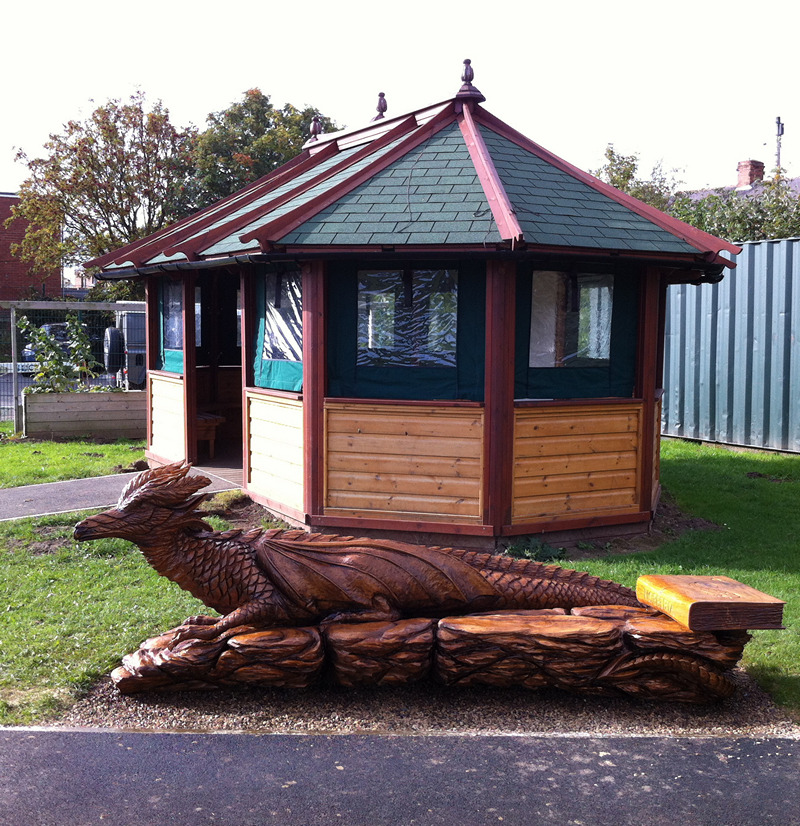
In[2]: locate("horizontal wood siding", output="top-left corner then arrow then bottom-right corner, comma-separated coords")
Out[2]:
23,391 -> 147,439
247,392 -> 304,513
150,374 -> 186,461
324,403 -> 484,523
512,403 -> 643,523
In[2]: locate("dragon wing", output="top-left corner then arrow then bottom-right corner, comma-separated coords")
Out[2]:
254,536 -> 500,619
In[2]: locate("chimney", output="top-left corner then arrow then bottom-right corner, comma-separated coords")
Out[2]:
736,159 -> 765,189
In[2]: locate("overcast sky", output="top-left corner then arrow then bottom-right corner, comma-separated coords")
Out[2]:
2,0 -> 795,195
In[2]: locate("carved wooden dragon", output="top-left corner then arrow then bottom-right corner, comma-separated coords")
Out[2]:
74,462 -> 640,643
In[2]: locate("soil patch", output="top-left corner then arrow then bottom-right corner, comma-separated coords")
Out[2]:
568,492 -> 720,560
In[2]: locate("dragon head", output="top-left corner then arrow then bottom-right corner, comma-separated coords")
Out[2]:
74,462 -> 213,544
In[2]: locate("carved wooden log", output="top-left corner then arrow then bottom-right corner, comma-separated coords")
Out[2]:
111,607 -> 751,702
435,613 -> 623,691
323,618 -> 437,687
111,625 -> 323,694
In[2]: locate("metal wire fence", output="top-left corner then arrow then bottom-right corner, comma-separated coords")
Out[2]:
0,301 -> 145,426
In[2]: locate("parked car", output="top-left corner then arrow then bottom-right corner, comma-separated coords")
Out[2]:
20,322 -> 104,366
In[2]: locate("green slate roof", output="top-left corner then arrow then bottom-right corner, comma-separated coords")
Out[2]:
89,91 -> 740,275
280,122 -> 499,247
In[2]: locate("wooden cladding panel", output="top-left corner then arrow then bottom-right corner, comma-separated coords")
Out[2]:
512,403 -> 643,523
652,397 -> 662,510
247,393 -> 304,513
324,403 -> 484,523
150,374 -> 186,462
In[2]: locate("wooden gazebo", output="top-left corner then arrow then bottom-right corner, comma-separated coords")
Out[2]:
88,62 -> 740,547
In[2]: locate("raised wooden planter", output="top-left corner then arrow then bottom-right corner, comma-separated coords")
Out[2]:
23,391 -> 146,440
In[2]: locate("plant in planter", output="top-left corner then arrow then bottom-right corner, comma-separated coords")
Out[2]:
18,314 -> 102,393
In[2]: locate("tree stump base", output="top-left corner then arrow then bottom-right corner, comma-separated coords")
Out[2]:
111,606 -> 751,703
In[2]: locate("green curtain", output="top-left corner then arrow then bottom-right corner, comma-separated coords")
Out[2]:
157,280 -> 184,374
252,269 -> 304,392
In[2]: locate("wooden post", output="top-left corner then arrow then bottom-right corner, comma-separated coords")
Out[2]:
182,273 -> 198,464
483,260 -> 516,532
637,267 -> 662,513
302,260 -> 326,520
145,277 -> 160,453
240,267 -> 256,488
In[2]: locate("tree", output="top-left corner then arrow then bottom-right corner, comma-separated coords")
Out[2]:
192,89 -> 338,206
669,175 -> 800,242
7,91 -> 196,280
593,144 -> 682,212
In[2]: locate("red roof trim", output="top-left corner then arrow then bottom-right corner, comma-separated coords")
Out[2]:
166,116 -> 421,262
86,147 -> 318,271
458,103 -> 524,246
240,104 -> 459,249
129,142 -> 342,268
475,107 -> 742,266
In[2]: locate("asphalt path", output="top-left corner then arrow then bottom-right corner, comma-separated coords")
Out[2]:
0,469 -> 238,521
0,730 -> 796,826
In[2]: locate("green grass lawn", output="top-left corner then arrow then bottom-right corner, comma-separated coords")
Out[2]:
0,422 -> 145,487
575,439 -> 800,711
0,433 -> 798,724
0,510 -> 212,724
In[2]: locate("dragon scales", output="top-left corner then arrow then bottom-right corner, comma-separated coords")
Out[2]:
73,463 -> 749,702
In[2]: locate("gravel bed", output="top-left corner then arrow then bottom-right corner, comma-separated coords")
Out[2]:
51,669 -> 800,738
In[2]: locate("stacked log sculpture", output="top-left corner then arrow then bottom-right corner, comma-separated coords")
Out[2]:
73,462 -> 782,704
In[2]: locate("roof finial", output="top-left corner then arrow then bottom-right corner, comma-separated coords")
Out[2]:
371,92 -> 388,122
308,114 -> 323,143
456,58 -> 486,103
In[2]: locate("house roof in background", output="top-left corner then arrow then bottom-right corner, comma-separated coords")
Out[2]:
89,65 -> 741,277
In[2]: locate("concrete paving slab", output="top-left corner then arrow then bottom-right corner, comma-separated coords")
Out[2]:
0,731 -> 796,826
0,468 -> 238,521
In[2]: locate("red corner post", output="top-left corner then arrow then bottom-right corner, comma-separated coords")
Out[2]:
483,259 -> 516,532
302,260 -> 327,520
637,267 -> 665,513
182,273 -> 198,464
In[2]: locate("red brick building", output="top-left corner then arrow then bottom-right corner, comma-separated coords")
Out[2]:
0,192 -> 61,300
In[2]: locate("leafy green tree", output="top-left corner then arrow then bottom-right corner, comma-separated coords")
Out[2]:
593,144 -> 682,212
670,175 -> 800,242
6,92 -> 196,276
192,88 -> 338,205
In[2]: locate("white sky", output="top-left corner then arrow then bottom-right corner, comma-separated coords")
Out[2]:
2,0 -> 796,194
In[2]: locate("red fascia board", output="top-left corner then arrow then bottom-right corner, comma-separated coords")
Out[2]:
167,116 -> 421,261
458,104 -> 524,246
276,243 -> 724,270
240,105 -> 459,249
475,107 -> 742,265
86,146 -> 318,271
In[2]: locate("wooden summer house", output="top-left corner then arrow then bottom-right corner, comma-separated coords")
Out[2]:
88,63 -> 740,546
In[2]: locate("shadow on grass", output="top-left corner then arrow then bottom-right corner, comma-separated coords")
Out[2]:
745,664 -> 800,716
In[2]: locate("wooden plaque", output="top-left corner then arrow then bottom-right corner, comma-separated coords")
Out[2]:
636,575 -> 785,631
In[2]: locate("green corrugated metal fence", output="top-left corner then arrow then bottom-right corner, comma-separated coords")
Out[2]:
662,238 -> 800,453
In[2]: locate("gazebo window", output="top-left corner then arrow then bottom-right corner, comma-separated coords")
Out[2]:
516,268 -> 638,400
252,270 -> 303,392
356,269 -> 458,368
529,271 -> 614,368
157,279 -> 200,374
326,261 -> 485,401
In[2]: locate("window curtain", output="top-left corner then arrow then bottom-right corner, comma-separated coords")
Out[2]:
158,279 -> 184,373
252,269 -> 303,392
515,268 -> 639,399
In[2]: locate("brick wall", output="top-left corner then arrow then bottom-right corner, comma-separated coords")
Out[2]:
0,193 -> 61,300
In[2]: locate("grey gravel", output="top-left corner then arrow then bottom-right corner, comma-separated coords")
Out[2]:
50,668 -> 800,738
